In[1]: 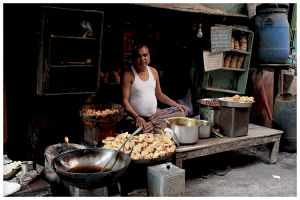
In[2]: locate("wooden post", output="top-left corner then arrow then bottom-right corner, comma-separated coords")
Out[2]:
269,140 -> 280,164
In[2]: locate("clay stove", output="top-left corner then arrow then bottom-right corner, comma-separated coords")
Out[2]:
79,103 -> 124,147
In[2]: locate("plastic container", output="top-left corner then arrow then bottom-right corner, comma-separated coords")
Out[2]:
254,4 -> 290,64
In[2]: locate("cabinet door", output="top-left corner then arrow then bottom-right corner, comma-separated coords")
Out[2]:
37,6 -> 104,96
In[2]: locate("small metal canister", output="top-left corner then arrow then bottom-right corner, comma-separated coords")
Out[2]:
147,162 -> 185,197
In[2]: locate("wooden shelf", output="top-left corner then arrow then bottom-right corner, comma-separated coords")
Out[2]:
221,68 -> 246,72
51,35 -> 96,40
50,65 -> 95,68
205,87 -> 244,94
230,49 -> 251,54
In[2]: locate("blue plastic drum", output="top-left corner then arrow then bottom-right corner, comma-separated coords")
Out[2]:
255,4 -> 290,64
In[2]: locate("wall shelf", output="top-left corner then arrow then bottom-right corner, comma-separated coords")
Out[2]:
37,6 -> 104,96
201,26 -> 254,95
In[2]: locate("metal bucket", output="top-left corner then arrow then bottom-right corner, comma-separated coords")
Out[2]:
166,117 -> 202,144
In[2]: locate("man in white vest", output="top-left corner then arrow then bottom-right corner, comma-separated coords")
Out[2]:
121,44 -> 187,133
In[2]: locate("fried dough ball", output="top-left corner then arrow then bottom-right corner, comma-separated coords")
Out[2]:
141,150 -> 149,157
105,137 -> 115,141
135,153 -> 143,159
146,145 -> 155,153
153,152 -> 160,159
115,137 -> 121,143
144,153 -> 154,159
115,134 -> 123,140
232,95 -> 240,101
116,143 -> 123,149
133,145 -> 141,154
160,151 -> 166,157
121,132 -> 128,139
111,141 -> 118,147
125,140 -> 135,151
139,134 -> 147,142
102,140 -> 112,144
156,145 -> 164,152
142,142 -> 148,149
145,137 -> 154,144
125,150 -> 131,154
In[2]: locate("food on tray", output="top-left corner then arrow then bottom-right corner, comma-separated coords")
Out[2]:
3,161 -> 21,176
84,108 -> 119,116
199,99 -> 220,106
222,95 -> 254,102
101,132 -> 176,160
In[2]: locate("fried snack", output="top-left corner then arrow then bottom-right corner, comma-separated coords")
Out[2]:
111,141 -> 118,147
142,142 -> 148,149
101,132 -> 176,160
115,137 -> 121,143
122,132 -> 128,139
133,145 -> 142,154
141,150 -> 149,157
145,137 -> 154,144
139,134 -> 147,142
105,137 -> 115,141
222,95 -> 255,102
144,153 -> 154,159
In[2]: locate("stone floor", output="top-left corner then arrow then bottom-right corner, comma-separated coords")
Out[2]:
128,144 -> 297,197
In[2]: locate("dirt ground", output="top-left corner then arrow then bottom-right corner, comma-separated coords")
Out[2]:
128,144 -> 297,197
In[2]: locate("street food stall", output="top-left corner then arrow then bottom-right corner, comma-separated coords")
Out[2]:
3,3 -> 295,197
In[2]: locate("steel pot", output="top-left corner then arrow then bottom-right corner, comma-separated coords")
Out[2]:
199,120 -> 213,138
166,117 -> 202,144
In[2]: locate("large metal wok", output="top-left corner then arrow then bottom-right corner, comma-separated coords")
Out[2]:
46,148 -> 131,189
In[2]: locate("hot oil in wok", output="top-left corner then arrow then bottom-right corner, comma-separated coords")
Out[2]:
67,166 -> 112,173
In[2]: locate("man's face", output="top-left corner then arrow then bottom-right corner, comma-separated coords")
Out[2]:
134,46 -> 150,68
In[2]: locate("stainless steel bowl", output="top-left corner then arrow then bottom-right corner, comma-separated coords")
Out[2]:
218,98 -> 255,108
199,120 -> 213,138
166,117 -> 202,144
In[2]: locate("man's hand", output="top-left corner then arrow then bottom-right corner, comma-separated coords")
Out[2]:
175,104 -> 188,115
135,116 -> 147,130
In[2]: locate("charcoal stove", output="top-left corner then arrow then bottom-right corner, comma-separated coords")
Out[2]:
79,103 -> 124,147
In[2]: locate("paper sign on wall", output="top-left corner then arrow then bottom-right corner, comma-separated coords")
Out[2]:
203,50 -> 223,72
211,26 -> 232,52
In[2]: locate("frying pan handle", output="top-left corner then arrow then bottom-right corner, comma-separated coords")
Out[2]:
44,152 -> 56,172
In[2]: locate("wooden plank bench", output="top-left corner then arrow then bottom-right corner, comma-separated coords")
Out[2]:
175,123 -> 283,168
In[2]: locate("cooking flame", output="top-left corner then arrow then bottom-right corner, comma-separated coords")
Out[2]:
65,136 -> 69,145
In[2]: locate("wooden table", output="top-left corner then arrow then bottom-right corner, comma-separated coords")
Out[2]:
175,123 -> 283,168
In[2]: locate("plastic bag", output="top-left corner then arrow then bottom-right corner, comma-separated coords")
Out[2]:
176,88 -> 193,116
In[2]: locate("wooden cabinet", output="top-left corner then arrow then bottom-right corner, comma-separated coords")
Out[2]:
201,27 -> 254,94
37,6 -> 104,95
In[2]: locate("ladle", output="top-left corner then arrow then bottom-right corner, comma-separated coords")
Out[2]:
100,126 -> 143,173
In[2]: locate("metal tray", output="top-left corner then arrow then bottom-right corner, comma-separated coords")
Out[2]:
3,166 -> 21,180
197,98 -> 220,110
131,151 -> 175,164
218,98 -> 255,108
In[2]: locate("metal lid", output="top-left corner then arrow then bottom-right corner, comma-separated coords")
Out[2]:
148,162 -> 185,178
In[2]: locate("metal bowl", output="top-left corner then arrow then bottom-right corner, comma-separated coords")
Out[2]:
199,120 -> 213,138
218,98 -> 255,108
197,98 -> 220,110
166,117 -> 202,144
